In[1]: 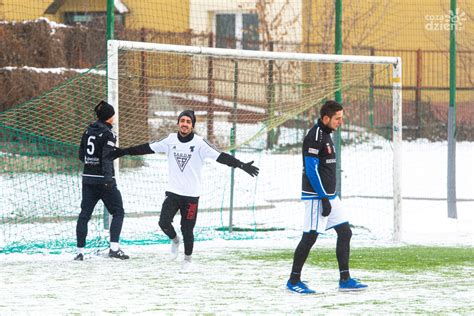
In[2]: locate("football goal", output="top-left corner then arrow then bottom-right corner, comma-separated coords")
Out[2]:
107,40 -> 402,241
0,40 -> 402,254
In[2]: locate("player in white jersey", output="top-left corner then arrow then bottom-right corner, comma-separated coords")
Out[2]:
109,110 -> 259,266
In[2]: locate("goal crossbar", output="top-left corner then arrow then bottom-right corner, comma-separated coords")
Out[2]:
107,39 -> 403,242
109,40 -> 399,65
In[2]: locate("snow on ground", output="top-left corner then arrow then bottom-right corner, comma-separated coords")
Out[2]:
0,194 -> 472,313
1,237 -> 473,314
0,139 -> 473,313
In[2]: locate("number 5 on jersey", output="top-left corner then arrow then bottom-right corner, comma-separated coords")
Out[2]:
87,136 -> 96,155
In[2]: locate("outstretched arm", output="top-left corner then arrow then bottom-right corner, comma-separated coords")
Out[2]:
108,143 -> 154,160
109,135 -> 170,159
216,152 -> 259,177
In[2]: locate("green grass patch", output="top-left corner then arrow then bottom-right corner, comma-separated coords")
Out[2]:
241,246 -> 474,273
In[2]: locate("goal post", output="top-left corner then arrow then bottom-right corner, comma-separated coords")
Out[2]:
107,39 -> 403,241
392,60 -> 403,242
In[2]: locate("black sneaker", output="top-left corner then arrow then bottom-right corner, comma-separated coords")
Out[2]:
108,249 -> 130,260
74,253 -> 84,261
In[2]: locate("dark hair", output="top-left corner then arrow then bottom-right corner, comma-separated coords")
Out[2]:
320,100 -> 343,119
177,110 -> 196,127
94,100 -> 115,122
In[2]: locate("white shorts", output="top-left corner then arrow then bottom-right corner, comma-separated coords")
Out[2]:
303,197 -> 348,233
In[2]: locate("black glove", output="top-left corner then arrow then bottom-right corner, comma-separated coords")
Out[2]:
239,161 -> 259,177
108,147 -> 129,160
321,197 -> 332,217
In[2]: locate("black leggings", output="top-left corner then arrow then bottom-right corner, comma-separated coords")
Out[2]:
334,222 -> 352,278
158,191 -> 199,256
290,222 -> 352,283
289,231 -> 318,283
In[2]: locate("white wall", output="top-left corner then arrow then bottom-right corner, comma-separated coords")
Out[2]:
190,0 -> 302,44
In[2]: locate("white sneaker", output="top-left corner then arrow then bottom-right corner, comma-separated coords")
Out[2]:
170,236 -> 180,260
182,255 -> 193,272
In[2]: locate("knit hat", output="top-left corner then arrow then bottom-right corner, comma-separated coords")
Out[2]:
94,100 -> 115,122
177,110 -> 196,127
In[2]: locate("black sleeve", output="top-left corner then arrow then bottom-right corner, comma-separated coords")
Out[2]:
102,132 -> 116,181
126,143 -> 154,155
216,152 -> 243,168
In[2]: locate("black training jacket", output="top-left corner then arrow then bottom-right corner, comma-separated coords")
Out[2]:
78,120 -> 116,184
301,119 -> 337,200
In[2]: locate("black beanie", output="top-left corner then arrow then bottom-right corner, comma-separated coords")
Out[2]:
95,100 -> 115,122
177,110 -> 196,127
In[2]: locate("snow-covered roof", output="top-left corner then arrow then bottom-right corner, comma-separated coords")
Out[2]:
44,0 -> 129,15
114,0 -> 129,14
2,66 -> 106,76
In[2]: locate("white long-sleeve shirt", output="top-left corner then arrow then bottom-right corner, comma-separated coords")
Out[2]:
149,133 -> 221,197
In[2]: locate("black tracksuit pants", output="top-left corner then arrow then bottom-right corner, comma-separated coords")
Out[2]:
158,191 -> 199,256
76,183 -> 125,248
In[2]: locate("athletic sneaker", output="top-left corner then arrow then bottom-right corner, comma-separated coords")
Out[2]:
108,249 -> 130,260
74,253 -> 84,261
339,278 -> 368,291
286,280 -> 316,294
170,236 -> 180,260
182,256 -> 193,271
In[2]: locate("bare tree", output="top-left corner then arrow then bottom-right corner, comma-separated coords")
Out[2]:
255,0 -> 301,148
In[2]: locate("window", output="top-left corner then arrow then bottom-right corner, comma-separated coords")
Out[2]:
215,13 -> 259,50
216,14 -> 236,49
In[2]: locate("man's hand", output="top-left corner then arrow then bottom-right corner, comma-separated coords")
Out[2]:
240,161 -> 259,177
321,197 -> 332,217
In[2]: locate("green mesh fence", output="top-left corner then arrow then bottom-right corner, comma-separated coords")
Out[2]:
4,0 -> 446,254
1,45 -> 396,253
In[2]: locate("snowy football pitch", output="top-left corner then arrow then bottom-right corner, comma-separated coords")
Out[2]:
1,237 -> 473,314
1,141 -> 473,313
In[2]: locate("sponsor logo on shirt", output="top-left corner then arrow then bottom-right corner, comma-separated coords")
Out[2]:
190,146 -> 195,152
174,152 -> 191,172
326,143 -> 332,154
326,158 -> 336,164
85,156 -> 100,165
308,147 -> 319,155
